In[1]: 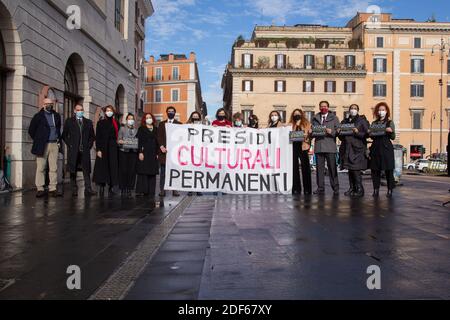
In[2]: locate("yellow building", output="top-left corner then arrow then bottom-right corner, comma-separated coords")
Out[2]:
223,13 -> 450,160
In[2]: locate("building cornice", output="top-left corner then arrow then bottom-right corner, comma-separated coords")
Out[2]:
227,68 -> 367,77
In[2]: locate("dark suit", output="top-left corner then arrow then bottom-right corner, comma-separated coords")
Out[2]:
62,116 -> 95,192
157,119 -> 182,192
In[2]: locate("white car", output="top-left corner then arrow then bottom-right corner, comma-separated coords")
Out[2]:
415,159 -> 447,173
404,161 -> 417,171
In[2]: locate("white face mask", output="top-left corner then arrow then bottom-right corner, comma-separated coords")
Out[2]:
105,111 -> 114,118
349,109 -> 358,117
271,115 -> 279,123
379,110 -> 387,118
146,118 -> 153,125
127,119 -> 135,126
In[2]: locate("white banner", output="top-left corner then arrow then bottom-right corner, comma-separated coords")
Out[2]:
164,124 -> 293,194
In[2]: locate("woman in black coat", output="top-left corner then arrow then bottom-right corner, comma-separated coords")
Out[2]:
368,102 -> 396,198
337,104 -> 369,198
93,105 -> 120,197
135,113 -> 159,202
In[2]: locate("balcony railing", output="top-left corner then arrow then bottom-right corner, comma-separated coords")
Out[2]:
238,63 -> 366,71
149,75 -> 183,82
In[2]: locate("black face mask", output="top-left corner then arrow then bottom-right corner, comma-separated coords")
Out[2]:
217,115 -> 225,121
249,119 -> 256,126
192,118 -> 200,122
293,115 -> 301,122
45,105 -> 53,112
167,112 -> 176,119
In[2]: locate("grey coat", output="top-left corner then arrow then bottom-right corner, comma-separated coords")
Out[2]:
312,112 -> 340,154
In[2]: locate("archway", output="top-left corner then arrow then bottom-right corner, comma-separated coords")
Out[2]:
0,31 -> 5,170
115,84 -> 125,121
64,54 -> 85,121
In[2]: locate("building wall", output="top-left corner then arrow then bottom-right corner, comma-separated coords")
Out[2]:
0,0 -> 153,189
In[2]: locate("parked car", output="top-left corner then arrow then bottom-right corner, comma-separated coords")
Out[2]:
404,160 -> 417,171
415,158 -> 447,173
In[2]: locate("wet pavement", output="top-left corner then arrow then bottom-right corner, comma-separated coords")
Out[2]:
1,174 -> 449,299
0,187 -> 184,300
125,174 -> 450,300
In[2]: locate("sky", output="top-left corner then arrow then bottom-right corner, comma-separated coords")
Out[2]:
144,0 -> 450,116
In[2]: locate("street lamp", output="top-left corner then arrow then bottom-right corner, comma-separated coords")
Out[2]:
430,111 -> 436,157
431,37 -> 450,154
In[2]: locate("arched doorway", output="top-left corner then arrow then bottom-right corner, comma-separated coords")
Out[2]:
64,56 -> 83,121
115,84 -> 125,122
0,31 -> 6,170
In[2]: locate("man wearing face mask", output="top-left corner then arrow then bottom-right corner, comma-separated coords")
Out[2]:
337,104 -> 369,198
157,106 -> 182,197
62,104 -> 96,197
311,101 -> 340,195
29,98 -> 62,198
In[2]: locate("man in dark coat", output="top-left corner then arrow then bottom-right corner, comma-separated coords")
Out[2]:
157,106 -> 182,197
62,104 -> 96,197
311,101 -> 340,195
28,98 -> 62,198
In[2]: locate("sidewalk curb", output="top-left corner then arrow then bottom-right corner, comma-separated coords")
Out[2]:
89,195 -> 194,300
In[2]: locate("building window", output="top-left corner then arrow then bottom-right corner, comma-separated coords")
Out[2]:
411,110 -> 423,129
448,84 -> 450,98
448,59 -> 450,74
243,54 -> 253,69
304,111 -> 314,123
344,81 -> 356,93
242,109 -> 253,125
411,83 -> 424,98
275,54 -> 286,69
324,55 -> 335,69
373,83 -> 387,97
275,80 -> 286,92
155,68 -> 162,81
304,55 -> 315,69
154,90 -> 162,102
276,110 -> 287,123
324,81 -> 336,93
242,80 -> 253,92
303,80 -> 315,93
414,37 -> 422,49
376,37 -> 384,48
345,55 -> 355,69
172,89 -> 179,102
172,66 -> 179,80
115,0 -> 125,35
374,57 -> 387,73
411,57 -> 424,73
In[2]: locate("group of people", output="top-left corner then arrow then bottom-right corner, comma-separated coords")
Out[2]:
28,98 -> 396,201
214,100 -> 396,198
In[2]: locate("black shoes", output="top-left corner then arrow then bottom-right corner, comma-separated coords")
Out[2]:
372,189 -> 379,197
386,189 -> 393,198
344,187 -> 354,196
36,190 -> 47,198
49,190 -> 63,198
173,191 -> 180,197
159,190 -> 166,197
313,189 -> 325,195
85,189 -> 97,197
333,190 -> 340,196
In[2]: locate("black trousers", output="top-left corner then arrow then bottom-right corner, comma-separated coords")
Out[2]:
159,164 -> 166,191
70,152 -> 92,192
316,153 -> 339,192
292,145 -> 312,194
136,174 -> 156,196
371,170 -> 395,190
118,151 -> 137,190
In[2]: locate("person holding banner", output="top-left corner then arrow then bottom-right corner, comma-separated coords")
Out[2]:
157,106 -> 182,197
337,104 -> 369,198
368,102 -> 396,198
248,114 -> 259,129
187,111 -> 204,125
135,113 -> 159,202
212,108 -> 232,127
93,105 -> 120,197
118,113 -> 138,198
267,111 -> 283,128
290,109 -> 312,195
311,101 -> 340,196
232,113 -> 244,128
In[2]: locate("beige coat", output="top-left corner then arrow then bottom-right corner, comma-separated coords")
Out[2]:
292,122 -> 312,151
